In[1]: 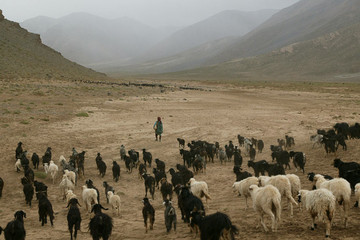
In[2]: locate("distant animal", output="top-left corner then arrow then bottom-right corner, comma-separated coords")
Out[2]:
112,161 -> 120,182
177,138 -> 185,148
31,153 -> 40,169
142,197 -> 155,233
120,145 -> 126,160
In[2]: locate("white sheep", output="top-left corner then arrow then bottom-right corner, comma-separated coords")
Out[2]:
188,178 -> 211,207
355,183 -> 360,208
65,189 -> 77,204
15,159 -> 22,172
259,175 -> 298,216
298,189 -> 336,238
59,175 -> 75,200
44,163 -> 49,174
313,174 -> 351,227
232,177 -> 259,209
248,184 -> 281,232
107,191 -> 121,216
285,174 -> 301,199
82,185 -> 98,213
59,155 -> 67,165
48,160 -> 59,184
64,169 -> 76,186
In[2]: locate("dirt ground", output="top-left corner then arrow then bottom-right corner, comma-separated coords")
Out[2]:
0,79 -> 359,240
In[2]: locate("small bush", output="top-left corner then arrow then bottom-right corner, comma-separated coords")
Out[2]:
76,112 -> 89,117
20,120 -> 30,124
35,171 -> 47,179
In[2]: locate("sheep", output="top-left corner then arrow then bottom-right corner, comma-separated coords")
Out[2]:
163,199 -> 177,233
355,183 -> 360,207
107,191 -> 121,216
188,178 -> 211,207
142,149 -> 152,167
21,177 -> 34,208
177,138 -> 185,148
112,161 -> 120,182
285,174 -> 301,200
120,144 -> 126,160
190,211 -> 238,240
142,197 -> 155,233
59,175 -> 75,200
82,185 -> 98,213
258,175 -> 298,216
85,179 -> 100,204
307,172 -> 333,189
103,181 -> 114,203
232,176 -> 259,209
66,198 -> 82,240
48,160 -> 59,184
65,190 -> 77,204
89,204 -> 113,240
31,152 -> 40,169
15,159 -> 22,172
38,193 -> 54,226
0,177 -> 3,198
34,180 -> 48,200
1,210 -> 26,240
313,174 -> 351,227
248,184 -> 281,232
64,169 -> 76,186
142,173 -> 155,200
160,177 -> 173,201
298,189 -> 336,238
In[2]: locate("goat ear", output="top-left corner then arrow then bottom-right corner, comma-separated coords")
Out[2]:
23,212 -> 26,218
162,201 -> 166,205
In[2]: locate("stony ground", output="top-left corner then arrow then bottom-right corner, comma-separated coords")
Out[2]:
0,79 -> 359,240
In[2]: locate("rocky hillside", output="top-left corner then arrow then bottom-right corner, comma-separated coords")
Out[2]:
0,10 -> 106,81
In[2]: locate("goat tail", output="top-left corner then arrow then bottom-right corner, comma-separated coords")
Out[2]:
272,197 -> 282,223
203,190 -> 211,200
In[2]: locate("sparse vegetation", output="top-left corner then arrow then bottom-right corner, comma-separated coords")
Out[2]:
76,112 -> 89,117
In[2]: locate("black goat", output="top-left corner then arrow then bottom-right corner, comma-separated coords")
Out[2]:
272,151 -> 291,169
289,151 -> 306,173
333,158 -> 360,178
257,140 -> 264,153
120,144 -> 126,160
112,161 -> 120,182
103,181 -> 114,204
237,135 -> 245,146
38,193 -> 54,226
143,173 -> 155,200
95,153 -> 102,170
163,199 -> 176,233
23,165 -> 34,183
285,135 -> 295,149
31,152 -> 39,169
155,158 -> 165,173
179,149 -> 193,168
225,144 -> 234,161
142,149 -> 152,167
178,186 -> 205,223
21,177 -> 34,207
15,141 -> 23,160
153,168 -> 166,189
86,179 -> 100,204
169,168 -> 184,187
0,177 -> 3,198
190,211 -> 238,240
124,155 -> 134,173
349,123 -> 360,139
177,138 -> 185,148
1,210 -> 26,240
247,160 -> 267,177
138,163 -> 147,179
42,147 -> 52,166
233,166 -> 252,181
142,197 -> 155,233
128,149 -> 140,168
264,163 -> 285,176
89,204 -> 113,240
160,178 -> 173,201
270,145 -> 282,152
233,148 -> 243,167
34,180 -> 48,200
177,164 -> 194,184
249,145 -> 256,161
20,151 -> 29,168
67,198 -> 82,240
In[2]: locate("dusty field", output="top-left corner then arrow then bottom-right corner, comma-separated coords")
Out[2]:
0,79 -> 360,240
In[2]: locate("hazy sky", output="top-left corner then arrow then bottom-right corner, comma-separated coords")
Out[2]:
1,0 -> 299,27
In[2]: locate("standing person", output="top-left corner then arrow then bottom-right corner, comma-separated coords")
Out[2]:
153,117 -> 163,141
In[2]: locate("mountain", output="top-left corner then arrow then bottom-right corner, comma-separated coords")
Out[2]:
118,0 -> 360,75
154,22 -> 360,82
0,10 -> 106,81
21,12 -> 179,67
134,9 -> 277,63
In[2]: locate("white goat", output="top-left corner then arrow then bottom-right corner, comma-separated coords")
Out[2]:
259,175 -> 298,216
15,159 -> 22,172
188,178 -> 211,206
232,177 -> 259,209
313,174 -> 351,227
310,134 -> 323,148
355,183 -> 360,208
298,189 -> 336,238
249,184 -> 281,232
48,160 -> 59,184
59,155 -> 67,165
107,191 -> 121,216
82,185 -> 98,213
65,189 -> 77,204
59,175 -> 75,200
64,169 -> 76,185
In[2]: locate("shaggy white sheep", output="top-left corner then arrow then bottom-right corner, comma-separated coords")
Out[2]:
313,174 -> 351,227
232,177 -> 259,209
259,175 -> 298,216
355,183 -> 360,208
82,185 -> 98,213
107,191 -> 121,216
285,174 -> 301,199
48,160 -> 59,184
59,175 -> 75,200
188,178 -> 211,206
298,189 -> 336,238
248,184 -> 281,232
15,159 -> 22,172
65,189 -> 77,204
64,169 -> 76,186
59,155 -> 67,165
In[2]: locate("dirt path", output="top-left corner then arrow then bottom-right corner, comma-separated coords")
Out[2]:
0,84 -> 359,239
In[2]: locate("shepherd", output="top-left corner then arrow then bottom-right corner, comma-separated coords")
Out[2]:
153,117 -> 163,142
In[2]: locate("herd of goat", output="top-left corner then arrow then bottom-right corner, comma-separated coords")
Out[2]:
0,121 -> 359,239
